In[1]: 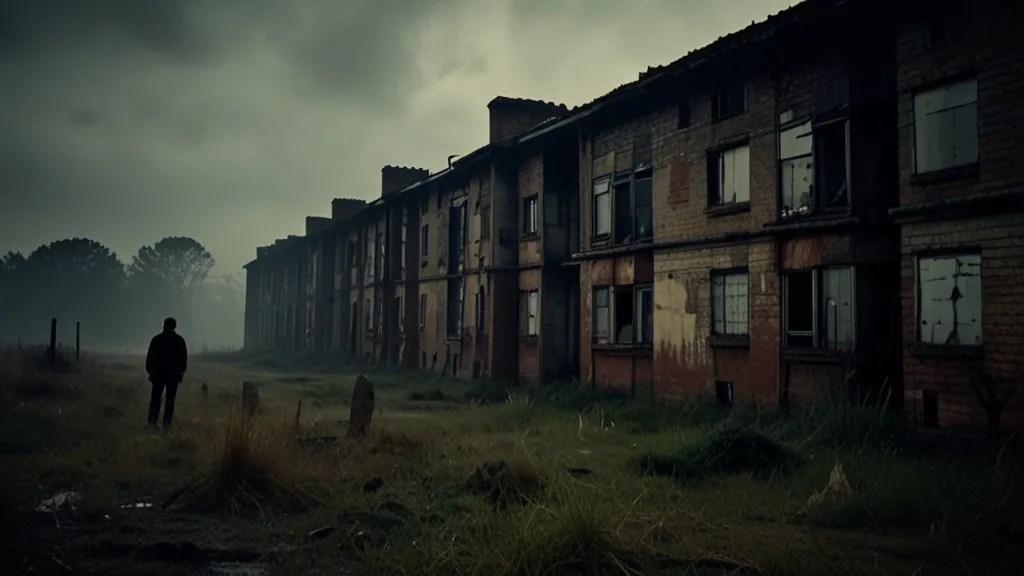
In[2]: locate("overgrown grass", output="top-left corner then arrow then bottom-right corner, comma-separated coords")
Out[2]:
1,357 -> 1019,576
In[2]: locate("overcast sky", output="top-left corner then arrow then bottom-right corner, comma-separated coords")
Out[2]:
0,0 -> 795,274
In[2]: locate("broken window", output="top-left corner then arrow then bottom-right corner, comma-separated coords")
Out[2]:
520,290 -> 539,336
592,178 -> 611,238
614,286 -> 634,344
783,266 -> 855,350
476,287 -> 486,336
914,79 -> 978,173
917,254 -> 981,345
715,83 -> 746,120
711,271 -> 749,335
593,287 -> 610,344
419,293 -> 427,332
523,195 -> 538,234
420,224 -> 429,260
779,117 -> 849,218
709,144 -> 750,206
779,121 -> 814,217
635,285 -> 654,345
633,170 -> 653,241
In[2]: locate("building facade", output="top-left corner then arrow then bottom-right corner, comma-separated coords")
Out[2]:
243,0 -> 1022,435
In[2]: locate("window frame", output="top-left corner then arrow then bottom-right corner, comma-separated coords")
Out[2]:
419,293 -> 427,333
782,266 -> 856,352
714,83 -> 747,121
914,251 -> 982,346
710,268 -> 750,340
591,168 -> 654,246
708,142 -> 751,207
520,290 -> 540,337
420,224 -> 429,262
523,195 -> 539,235
475,287 -> 486,336
912,77 -> 979,175
777,115 -> 852,219
592,283 -> 653,347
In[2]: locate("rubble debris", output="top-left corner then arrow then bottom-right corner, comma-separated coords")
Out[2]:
35,491 -> 80,514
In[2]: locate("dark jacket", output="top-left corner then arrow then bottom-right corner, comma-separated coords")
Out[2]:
146,329 -> 188,382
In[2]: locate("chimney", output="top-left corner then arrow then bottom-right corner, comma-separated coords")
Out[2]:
382,165 -> 429,196
305,216 -> 331,236
487,96 -> 569,143
331,198 -> 367,221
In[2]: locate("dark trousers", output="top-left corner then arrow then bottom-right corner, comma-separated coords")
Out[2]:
148,378 -> 180,427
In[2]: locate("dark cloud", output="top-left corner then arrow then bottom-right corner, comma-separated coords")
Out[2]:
0,0 -> 793,274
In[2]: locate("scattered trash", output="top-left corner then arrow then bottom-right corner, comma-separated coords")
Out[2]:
120,502 -> 154,509
35,491 -> 80,514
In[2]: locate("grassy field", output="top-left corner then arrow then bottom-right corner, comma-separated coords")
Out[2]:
0,346 -> 1020,575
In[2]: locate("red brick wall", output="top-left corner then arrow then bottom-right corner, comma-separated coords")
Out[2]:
896,3 -> 1024,432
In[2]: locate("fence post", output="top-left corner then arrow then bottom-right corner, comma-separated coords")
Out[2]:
76,321 -> 81,361
48,317 -> 57,368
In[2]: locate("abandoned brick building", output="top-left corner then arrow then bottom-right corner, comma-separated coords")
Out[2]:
244,0 -> 1023,434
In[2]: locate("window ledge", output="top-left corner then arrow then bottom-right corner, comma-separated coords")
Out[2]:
705,202 -> 750,218
592,344 -> 654,356
910,163 -> 980,186
709,334 -> 750,349
911,343 -> 983,359
520,232 -> 540,242
520,334 -> 539,344
781,348 -> 852,364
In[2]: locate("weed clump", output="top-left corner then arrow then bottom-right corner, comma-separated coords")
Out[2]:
633,427 -> 801,481
191,411 -> 310,514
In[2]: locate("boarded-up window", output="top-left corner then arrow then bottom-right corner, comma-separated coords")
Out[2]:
918,254 -> 982,345
822,266 -> 854,350
711,271 -> 749,335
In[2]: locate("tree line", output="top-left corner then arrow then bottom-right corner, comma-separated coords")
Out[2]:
0,236 -> 243,350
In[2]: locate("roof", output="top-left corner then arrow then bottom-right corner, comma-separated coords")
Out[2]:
245,0 -> 832,270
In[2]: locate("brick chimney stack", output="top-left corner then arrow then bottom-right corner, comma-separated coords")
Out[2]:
331,198 -> 367,221
381,165 -> 429,196
305,216 -> 331,236
487,96 -> 569,143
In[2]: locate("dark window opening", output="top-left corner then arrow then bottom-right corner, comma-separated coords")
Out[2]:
420,224 -> 429,260
633,170 -> 653,241
784,271 -> 814,347
396,296 -> 404,333
715,381 -> 734,408
419,293 -> 427,332
816,120 -> 849,211
613,286 -> 634,344
613,177 -> 632,244
715,84 -> 746,120
523,195 -> 538,234
476,287 -> 486,336
678,96 -> 692,129
784,267 -> 855,350
922,391 -> 939,428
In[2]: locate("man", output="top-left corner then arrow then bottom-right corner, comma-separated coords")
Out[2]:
145,317 -> 188,430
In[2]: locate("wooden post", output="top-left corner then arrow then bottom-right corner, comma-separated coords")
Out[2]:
75,322 -> 81,361
48,318 -> 57,368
